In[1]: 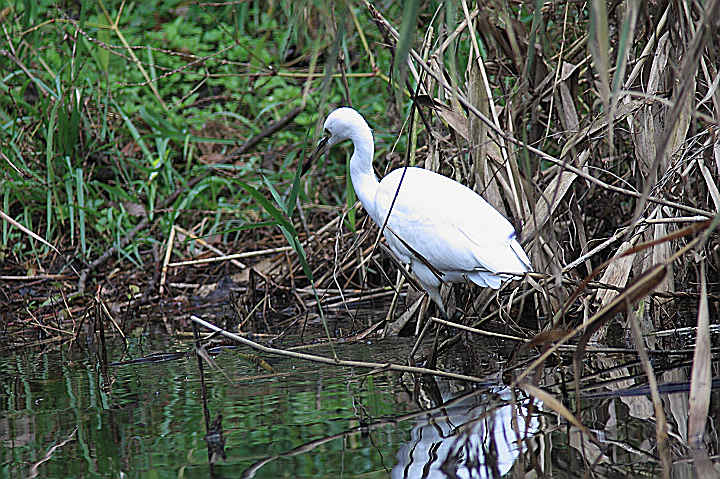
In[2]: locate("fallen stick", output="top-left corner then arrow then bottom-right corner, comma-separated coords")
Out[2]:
190,315 -> 486,383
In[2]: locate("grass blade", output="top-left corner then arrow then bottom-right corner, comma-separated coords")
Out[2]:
76,167 -> 86,258
236,180 -> 294,233
393,0 -> 420,86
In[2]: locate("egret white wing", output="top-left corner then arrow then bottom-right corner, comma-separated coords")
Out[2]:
374,167 -> 528,274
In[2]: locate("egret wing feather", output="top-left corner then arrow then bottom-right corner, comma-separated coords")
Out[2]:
374,167 -> 528,277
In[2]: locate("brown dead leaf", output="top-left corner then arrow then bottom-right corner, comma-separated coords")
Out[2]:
520,383 -> 600,446
568,427 -> 610,465
557,62 -> 580,133
0,6 -> 13,22
232,257 -> 280,283
385,295 -> 423,336
666,77 -> 695,158
121,201 -> 147,218
688,260 -> 711,448
630,31 -> 668,172
664,368 -> 689,442
698,158 -> 720,211
523,328 -> 573,350
435,103 -> 470,141
596,239 -> 638,307
639,208 -> 675,347
595,357 -> 654,419
466,62 -> 507,218
120,141 -> 141,156
199,153 -> 226,165
523,150 -> 589,240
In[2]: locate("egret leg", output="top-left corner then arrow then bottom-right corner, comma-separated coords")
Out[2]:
425,287 -> 448,319
411,262 -> 449,318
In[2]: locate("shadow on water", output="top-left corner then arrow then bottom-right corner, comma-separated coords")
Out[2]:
1,320 -> 719,478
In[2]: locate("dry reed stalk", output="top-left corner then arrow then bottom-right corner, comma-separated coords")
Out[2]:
282,2 -> 720,349
688,260 -> 711,447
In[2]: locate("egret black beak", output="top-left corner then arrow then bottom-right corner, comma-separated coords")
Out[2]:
302,134 -> 330,175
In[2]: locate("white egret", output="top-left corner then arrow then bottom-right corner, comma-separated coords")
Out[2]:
314,107 -> 530,317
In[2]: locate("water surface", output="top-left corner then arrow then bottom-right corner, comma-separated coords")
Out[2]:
1,338 -> 417,478
3,333 -> 717,478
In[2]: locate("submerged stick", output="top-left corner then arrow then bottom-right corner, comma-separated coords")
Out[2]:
190,315 -> 486,383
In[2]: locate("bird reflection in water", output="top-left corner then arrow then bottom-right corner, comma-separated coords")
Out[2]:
392,382 -> 541,479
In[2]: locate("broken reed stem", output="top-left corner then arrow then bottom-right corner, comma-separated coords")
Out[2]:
431,317 -> 528,342
174,225 -> 247,268
629,304 -> 671,478
167,246 -> 297,267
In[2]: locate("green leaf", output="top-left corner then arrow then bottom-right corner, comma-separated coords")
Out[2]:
286,151 -> 303,217
113,100 -> 153,163
235,180 -> 295,233
393,0 -> 420,85
76,167 -> 86,258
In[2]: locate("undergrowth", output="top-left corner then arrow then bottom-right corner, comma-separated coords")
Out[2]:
1,0 -> 396,264
2,1 -> 718,343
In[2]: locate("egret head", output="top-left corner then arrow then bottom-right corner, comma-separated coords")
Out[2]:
322,107 -> 368,147
306,107 -> 369,174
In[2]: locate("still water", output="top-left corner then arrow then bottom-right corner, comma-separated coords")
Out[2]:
0,336 -> 540,478
4,333 -> 713,478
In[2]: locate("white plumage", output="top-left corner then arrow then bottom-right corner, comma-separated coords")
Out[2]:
318,107 -> 530,316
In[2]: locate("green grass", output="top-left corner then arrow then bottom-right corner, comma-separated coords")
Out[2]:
0,0 -> 399,264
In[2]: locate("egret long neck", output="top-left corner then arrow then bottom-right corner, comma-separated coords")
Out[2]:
348,128 -> 380,222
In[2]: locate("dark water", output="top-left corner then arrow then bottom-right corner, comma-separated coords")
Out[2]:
2,334 -> 717,478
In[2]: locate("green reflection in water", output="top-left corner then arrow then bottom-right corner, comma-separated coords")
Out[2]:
0,339 -> 415,478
